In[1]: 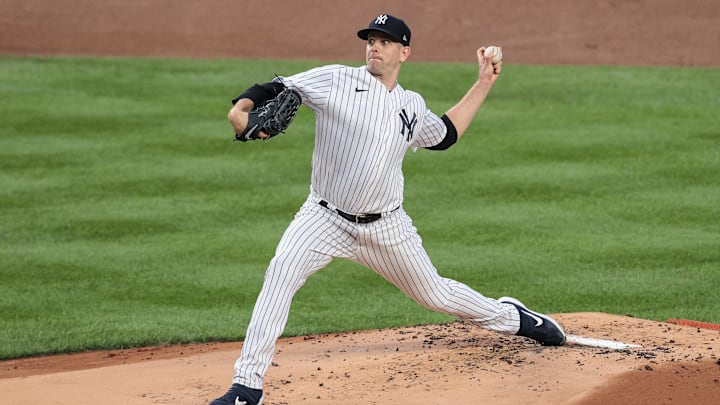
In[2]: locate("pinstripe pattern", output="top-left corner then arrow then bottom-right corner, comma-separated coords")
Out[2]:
280,65 -> 446,214
231,64 -> 520,390
233,203 -> 520,389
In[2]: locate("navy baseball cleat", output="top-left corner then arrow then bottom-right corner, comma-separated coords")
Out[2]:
209,383 -> 263,405
499,296 -> 566,346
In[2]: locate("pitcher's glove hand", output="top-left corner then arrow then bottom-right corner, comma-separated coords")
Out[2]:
235,88 -> 302,142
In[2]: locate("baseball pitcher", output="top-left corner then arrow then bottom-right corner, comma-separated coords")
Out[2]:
210,13 -> 566,405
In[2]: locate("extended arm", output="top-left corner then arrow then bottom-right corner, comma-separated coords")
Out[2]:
444,47 -> 502,140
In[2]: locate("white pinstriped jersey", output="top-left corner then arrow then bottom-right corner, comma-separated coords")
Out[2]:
231,64 -> 524,391
279,65 -> 447,214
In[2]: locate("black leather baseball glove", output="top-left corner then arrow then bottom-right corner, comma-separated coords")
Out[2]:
235,88 -> 302,142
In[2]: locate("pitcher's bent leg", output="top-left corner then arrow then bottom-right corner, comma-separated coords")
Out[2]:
231,207 -> 340,389
357,211 -> 520,334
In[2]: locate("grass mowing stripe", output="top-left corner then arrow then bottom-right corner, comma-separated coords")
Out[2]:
0,56 -> 718,358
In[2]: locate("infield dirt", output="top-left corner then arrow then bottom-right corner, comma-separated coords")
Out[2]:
1,1 -> 718,404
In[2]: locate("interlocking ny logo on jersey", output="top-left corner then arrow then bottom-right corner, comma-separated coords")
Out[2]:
399,109 -> 417,142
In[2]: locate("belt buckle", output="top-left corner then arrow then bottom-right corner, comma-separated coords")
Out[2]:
355,213 -> 379,223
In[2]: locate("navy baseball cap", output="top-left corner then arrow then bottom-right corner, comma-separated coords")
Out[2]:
357,14 -> 411,46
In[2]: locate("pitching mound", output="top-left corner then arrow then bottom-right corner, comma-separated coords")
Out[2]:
2,313 -> 719,404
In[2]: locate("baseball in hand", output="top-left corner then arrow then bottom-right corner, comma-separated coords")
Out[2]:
485,46 -> 503,64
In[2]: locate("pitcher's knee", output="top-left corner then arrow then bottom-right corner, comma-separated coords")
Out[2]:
263,258 -> 303,288
411,291 -> 454,313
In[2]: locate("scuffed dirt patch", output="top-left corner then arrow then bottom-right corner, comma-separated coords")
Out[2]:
2,314 -> 718,404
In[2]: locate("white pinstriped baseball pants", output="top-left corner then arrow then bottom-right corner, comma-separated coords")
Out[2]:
233,193 -> 520,389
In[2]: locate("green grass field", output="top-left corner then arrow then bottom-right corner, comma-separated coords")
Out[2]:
1,56 -> 718,359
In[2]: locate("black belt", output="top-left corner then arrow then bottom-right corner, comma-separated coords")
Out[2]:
319,200 -> 383,224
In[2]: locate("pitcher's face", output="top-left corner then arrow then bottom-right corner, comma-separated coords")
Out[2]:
365,31 -> 410,77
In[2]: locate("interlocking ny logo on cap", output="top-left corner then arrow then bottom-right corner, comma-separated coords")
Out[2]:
357,14 -> 411,46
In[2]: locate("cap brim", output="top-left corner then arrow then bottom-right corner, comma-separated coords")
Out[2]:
357,28 -> 403,44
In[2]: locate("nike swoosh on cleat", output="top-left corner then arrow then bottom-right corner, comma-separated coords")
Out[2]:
523,310 -> 544,327
355,88 -> 369,92
235,398 -> 247,405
